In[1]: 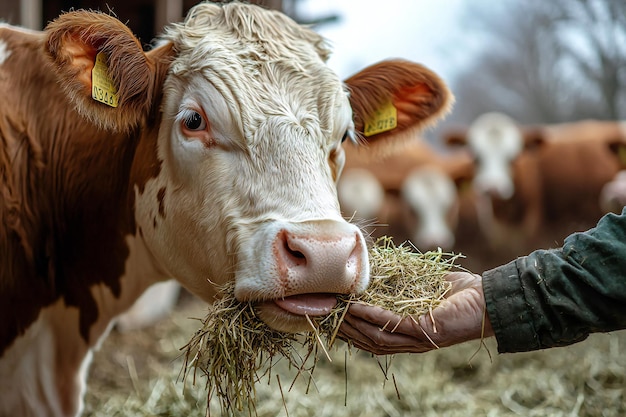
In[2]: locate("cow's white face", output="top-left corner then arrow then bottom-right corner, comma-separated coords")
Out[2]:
134,6 -> 367,333
401,167 -> 458,250
337,168 -> 386,221
467,112 -> 522,199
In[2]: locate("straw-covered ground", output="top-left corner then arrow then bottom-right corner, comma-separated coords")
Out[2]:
85,292 -> 626,417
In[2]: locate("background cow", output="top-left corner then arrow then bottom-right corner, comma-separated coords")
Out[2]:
0,3 -> 453,416
443,112 -> 626,260
338,139 -> 476,252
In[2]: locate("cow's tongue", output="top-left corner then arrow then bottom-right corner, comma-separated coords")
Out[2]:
273,294 -> 337,316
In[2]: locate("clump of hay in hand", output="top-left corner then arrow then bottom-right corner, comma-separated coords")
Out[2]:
182,237 -> 460,416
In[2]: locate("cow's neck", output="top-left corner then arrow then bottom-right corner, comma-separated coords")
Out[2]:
34,124 -> 152,326
41,110 -> 173,322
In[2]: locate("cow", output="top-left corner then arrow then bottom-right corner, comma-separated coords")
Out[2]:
0,2 -> 453,416
443,112 -> 626,258
338,139 -> 475,251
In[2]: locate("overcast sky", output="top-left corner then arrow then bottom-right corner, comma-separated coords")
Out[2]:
296,0 -> 496,84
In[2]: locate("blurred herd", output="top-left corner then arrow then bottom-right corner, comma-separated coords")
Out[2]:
338,114 -> 626,273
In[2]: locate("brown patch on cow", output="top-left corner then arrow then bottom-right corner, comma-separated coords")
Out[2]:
124,45 -> 172,200
129,123 -> 163,197
157,187 -> 167,219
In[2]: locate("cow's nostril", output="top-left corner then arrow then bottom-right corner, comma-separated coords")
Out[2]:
285,240 -> 306,259
279,230 -> 308,266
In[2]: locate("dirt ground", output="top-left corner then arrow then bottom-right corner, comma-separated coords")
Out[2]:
84,294 -> 626,417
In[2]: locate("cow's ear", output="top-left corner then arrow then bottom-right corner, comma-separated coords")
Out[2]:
522,128 -> 546,151
45,10 -> 173,132
345,60 -> 453,153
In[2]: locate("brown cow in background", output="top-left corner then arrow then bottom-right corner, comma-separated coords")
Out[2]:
443,113 -> 626,261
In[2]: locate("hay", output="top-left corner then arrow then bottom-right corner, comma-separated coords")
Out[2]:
181,237 -> 461,416
85,305 -> 626,417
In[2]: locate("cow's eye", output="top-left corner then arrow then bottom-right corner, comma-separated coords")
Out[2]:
342,130 -> 356,143
183,112 -> 206,131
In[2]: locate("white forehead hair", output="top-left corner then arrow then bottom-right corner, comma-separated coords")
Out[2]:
163,2 -> 348,143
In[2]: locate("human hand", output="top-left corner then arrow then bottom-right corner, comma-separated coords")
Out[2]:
338,271 -> 493,354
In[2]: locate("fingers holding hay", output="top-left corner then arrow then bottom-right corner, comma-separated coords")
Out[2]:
353,237 -> 456,316
182,236 -> 461,416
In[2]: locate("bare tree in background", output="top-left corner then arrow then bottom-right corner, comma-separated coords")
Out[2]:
448,0 -> 626,126
557,0 -> 626,121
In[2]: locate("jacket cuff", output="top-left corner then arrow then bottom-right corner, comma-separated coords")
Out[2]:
482,259 -> 541,353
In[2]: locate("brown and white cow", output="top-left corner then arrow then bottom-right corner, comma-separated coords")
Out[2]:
443,113 -> 626,257
0,2 -> 452,416
338,139 -> 474,251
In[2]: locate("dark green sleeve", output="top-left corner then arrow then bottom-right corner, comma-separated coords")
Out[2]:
482,210 -> 626,353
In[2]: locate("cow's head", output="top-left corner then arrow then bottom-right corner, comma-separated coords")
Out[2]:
444,112 -> 543,200
44,2 -> 452,332
401,165 -> 463,250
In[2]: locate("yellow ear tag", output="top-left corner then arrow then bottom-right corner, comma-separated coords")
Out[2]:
91,52 -> 119,108
364,101 -> 397,137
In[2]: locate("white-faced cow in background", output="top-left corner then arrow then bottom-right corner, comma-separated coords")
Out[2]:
337,167 -> 386,224
444,112 -> 626,258
338,139 -> 474,251
0,2 -> 452,416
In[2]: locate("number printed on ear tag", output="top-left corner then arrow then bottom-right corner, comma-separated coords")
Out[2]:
364,101 -> 397,137
91,52 -> 119,108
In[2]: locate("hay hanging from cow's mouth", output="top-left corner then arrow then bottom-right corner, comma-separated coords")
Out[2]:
181,236 -> 461,416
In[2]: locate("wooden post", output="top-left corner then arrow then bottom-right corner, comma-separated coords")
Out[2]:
155,0 -> 183,33
20,0 -> 42,30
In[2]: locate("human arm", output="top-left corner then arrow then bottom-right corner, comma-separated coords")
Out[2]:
487,209 -> 626,352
